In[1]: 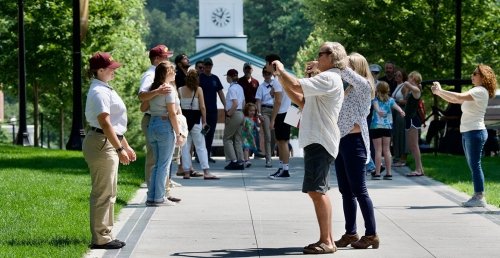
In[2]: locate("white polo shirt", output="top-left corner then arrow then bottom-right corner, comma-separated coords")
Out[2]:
225,82 -> 245,111
85,79 -> 127,135
298,68 -> 344,158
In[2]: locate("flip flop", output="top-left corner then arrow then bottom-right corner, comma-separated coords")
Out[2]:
303,242 -> 337,254
204,175 -> 220,180
393,162 -> 406,167
190,171 -> 204,177
406,171 -> 424,177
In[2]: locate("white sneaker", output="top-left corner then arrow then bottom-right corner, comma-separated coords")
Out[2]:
169,180 -> 182,187
462,196 -> 486,207
155,199 -> 177,206
140,182 -> 148,188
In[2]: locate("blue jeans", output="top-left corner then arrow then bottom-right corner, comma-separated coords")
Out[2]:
147,116 -> 176,202
335,133 -> 376,236
462,129 -> 487,193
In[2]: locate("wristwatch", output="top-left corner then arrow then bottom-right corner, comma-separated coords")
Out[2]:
116,146 -> 125,153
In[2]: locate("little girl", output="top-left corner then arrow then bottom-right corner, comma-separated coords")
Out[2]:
242,103 -> 258,167
370,81 -> 405,180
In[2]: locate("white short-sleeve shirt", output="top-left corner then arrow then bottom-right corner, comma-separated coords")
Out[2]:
272,79 -> 292,114
225,82 -> 245,111
460,86 -> 488,132
255,80 -> 275,106
85,79 -> 128,135
149,88 -> 180,117
298,68 -> 344,158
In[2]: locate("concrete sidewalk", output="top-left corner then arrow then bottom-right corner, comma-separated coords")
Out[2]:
86,157 -> 500,258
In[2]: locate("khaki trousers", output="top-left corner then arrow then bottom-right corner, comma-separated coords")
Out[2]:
261,107 -> 275,160
82,130 -> 119,245
223,111 -> 244,161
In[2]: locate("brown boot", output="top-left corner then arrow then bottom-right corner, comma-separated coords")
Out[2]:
334,233 -> 359,247
351,234 -> 379,249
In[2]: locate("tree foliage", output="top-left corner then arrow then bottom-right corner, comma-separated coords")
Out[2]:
0,0 -> 150,148
244,0 -> 313,67
145,0 -> 198,55
299,0 -> 499,80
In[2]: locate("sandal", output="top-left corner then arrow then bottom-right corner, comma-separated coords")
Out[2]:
183,173 -> 191,179
393,162 -> 406,167
405,171 -> 424,177
190,171 -> 204,177
204,175 -> 220,180
303,242 -> 337,254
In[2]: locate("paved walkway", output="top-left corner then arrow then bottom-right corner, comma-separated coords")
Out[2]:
86,156 -> 500,258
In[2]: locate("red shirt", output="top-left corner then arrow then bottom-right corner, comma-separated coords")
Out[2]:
238,76 -> 260,104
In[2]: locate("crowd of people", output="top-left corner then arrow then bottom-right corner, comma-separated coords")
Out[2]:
81,42 -> 497,252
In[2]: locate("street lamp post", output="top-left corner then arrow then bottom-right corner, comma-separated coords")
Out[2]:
10,117 -> 17,144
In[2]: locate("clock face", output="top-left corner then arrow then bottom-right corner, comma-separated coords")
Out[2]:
211,7 -> 231,27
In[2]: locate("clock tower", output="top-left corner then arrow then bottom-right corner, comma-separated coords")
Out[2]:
196,0 -> 247,52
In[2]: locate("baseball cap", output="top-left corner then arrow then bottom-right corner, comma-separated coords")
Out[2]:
243,62 -> 252,69
369,64 -> 382,73
203,58 -> 213,65
225,69 -> 238,77
89,52 -> 121,70
149,44 -> 174,59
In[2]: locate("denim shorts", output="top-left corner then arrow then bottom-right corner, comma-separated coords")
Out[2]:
302,143 -> 334,194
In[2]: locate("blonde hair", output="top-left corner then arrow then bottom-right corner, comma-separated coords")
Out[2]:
243,103 -> 257,116
408,71 -> 422,85
322,42 -> 348,69
376,81 -> 390,102
348,52 -> 375,98
477,64 -> 497,98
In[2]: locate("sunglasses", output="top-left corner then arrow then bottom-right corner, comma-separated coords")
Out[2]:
317,51 -> 332,58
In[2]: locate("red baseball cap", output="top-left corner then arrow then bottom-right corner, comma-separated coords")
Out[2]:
89,52 -> 121,70
225,69 -> 238,77
149,44 -> 174,58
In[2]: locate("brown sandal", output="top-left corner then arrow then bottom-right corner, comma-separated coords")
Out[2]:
303,242 -> 336,254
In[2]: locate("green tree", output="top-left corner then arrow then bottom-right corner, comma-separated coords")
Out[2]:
145,0 -> 198,55
300,0 -> 499,79
0,0 -> 150,148
244,0 -> 313,67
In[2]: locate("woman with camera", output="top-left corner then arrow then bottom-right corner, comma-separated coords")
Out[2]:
179,69 -> 219,179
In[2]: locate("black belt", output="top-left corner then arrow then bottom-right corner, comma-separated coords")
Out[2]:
144,113 -> 151,117
262,104 -> 273,108
90,127 -> 123,140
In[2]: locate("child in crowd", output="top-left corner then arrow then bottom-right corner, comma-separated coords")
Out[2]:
370,81 -> 405,180
242,103 -> 259,167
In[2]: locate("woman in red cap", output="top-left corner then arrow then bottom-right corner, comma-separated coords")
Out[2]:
83,52 -> 136,249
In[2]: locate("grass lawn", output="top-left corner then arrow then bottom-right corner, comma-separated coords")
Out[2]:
1,145 -> 498,257
407,153 -> 500,208
0,144 -> 144,258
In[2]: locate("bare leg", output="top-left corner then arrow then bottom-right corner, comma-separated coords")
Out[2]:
308,191 -> 334,247
382,136 -> 392,175
407,128 -> 424,174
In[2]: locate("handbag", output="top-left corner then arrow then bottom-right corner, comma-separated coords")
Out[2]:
181,90 -> 201,131
176,114 -> 189,146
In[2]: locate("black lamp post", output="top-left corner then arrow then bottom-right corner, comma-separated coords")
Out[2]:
16,0 -> 30,146
66,0 -> 85,150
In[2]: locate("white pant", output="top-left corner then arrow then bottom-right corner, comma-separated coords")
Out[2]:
181,122 -> 209,170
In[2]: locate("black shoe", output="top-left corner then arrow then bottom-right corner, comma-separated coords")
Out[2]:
208,157 -> 216,163
268,168 -> 282,178
91,239 -> 125,249
254,152 -> 266,159
270,169 -> 290,180
167,196 -> 182,202
224,161 -> 244,170
369,166 -> 385,176
145,200 -> 156,207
